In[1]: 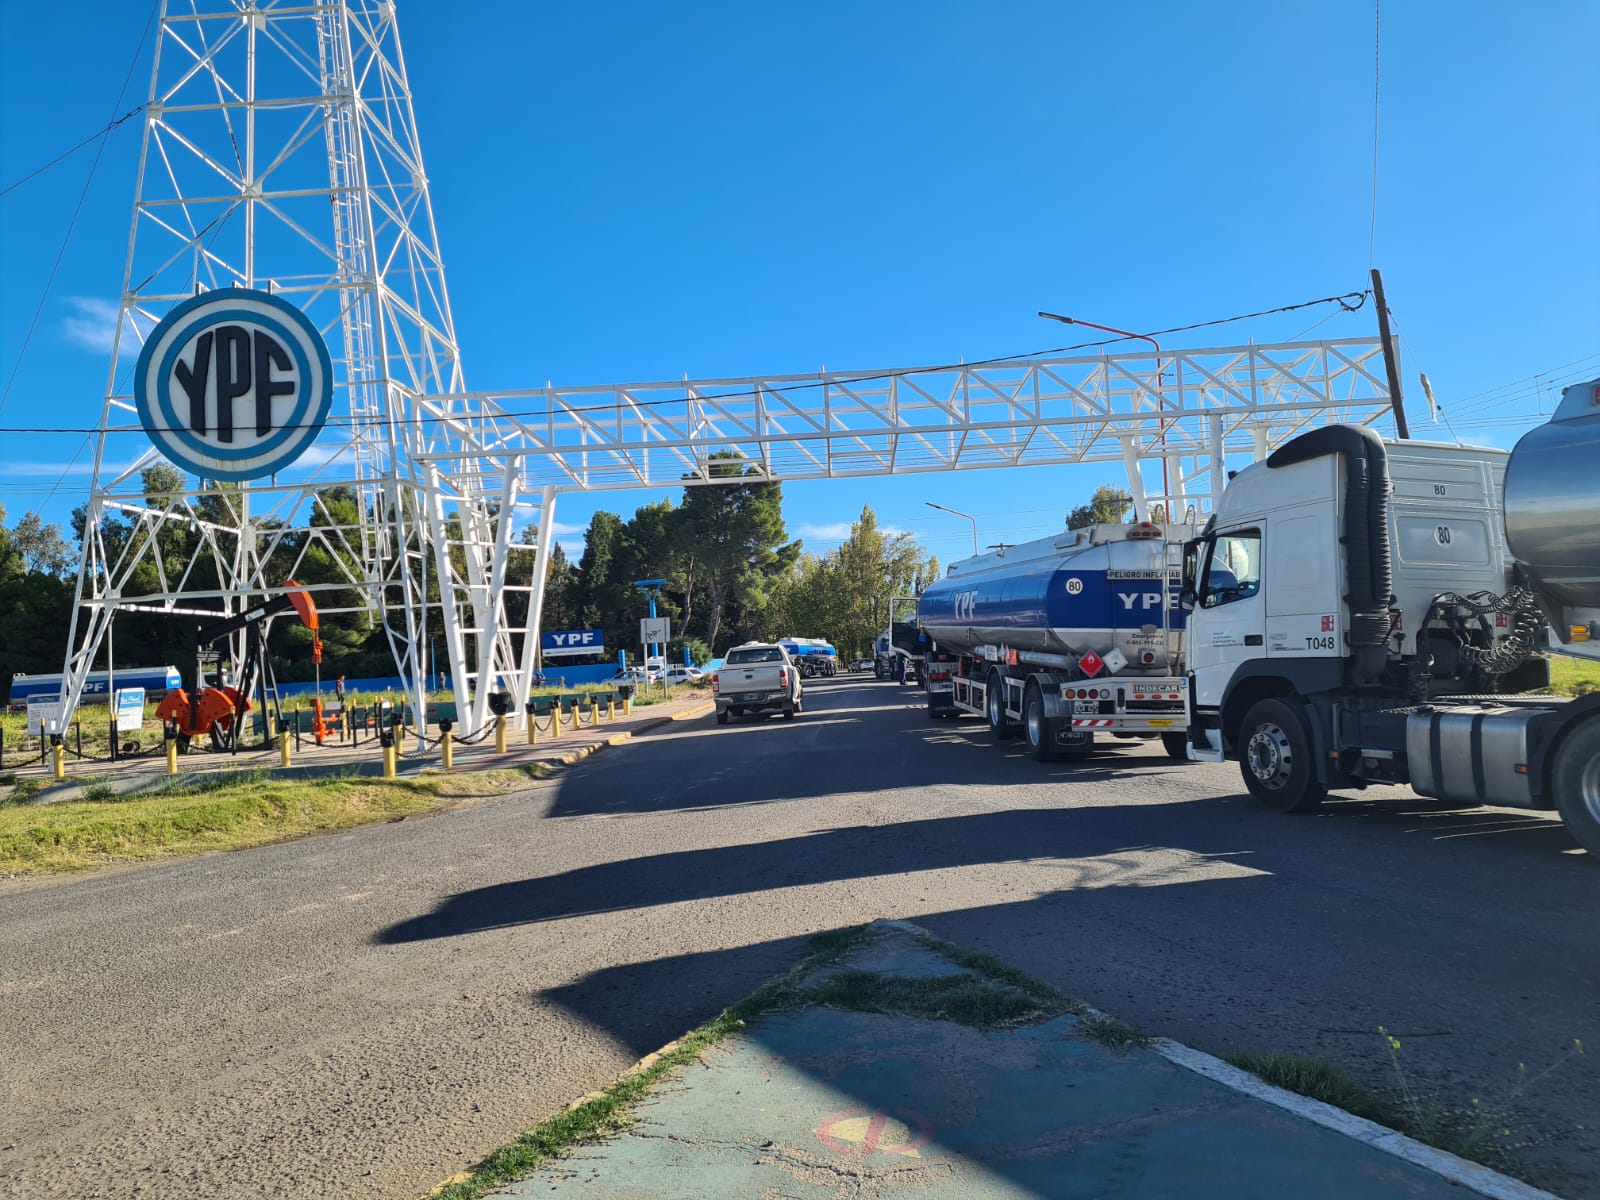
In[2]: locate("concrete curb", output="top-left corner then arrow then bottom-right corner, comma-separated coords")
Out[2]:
540,700 -> 716,769
1150,1040 -> 1562,1200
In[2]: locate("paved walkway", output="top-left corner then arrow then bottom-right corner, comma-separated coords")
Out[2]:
484,922 -> 1559,1200
4,692 -> 715,801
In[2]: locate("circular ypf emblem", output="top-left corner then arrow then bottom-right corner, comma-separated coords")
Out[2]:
134,287 -> 333,481
1065,577 -> 1084,595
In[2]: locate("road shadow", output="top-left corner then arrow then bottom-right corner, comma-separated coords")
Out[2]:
375,802 -> 1250,943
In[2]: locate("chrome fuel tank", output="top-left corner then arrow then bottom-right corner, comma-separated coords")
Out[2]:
1504,378 -> 1600,612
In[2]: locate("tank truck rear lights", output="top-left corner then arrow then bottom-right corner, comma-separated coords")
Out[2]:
1128,522 -> 1163,539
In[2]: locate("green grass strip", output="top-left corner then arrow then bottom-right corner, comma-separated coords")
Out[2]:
1225,1052 -> 1504,1167
428,930 -> 846,1200
0,768 -> 549,874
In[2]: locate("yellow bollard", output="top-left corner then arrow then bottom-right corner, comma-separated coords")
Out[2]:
279,729 -> 291,768
624,694 -> 633,717
442,729 -> 453,770
569,702 -> 579,732
383,741 -> 397,779
547,706 -> 559,740
495,714 -> 507,754
527,710 -> 537,746
166,734 -> 179,775
52,741 -> 65,782
608,697 -> 616,722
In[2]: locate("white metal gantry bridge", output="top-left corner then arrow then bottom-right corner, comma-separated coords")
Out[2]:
60,0 -> 1396,739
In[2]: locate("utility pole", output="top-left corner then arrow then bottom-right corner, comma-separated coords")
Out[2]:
1370,268 -> 1410,439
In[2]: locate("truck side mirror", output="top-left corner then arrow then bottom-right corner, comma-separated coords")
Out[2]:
1178,588 -> 1197,613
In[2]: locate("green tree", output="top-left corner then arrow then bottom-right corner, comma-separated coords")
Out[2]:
11,512 -> 73,577
675,455 -> 796,651
1067,484 -> 1133,530
767,505 -> 941,660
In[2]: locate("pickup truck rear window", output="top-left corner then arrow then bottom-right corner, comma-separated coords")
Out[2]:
726,648 -> 782,664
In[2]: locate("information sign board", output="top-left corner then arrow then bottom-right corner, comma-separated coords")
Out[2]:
114,688 -> 147,731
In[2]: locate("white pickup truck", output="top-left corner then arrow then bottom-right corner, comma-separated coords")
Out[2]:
712,643 -> 804,724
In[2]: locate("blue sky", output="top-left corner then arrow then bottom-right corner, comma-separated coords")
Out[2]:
1,1 -> 1596,564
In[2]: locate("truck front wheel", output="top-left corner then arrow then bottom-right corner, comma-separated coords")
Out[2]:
1551,718 -> 1600,859
1160,731 -> 1189,761
1239,698 -> 1326,813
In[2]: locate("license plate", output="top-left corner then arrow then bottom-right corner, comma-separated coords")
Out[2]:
930,682 -> 953,693
739,692 -> 765,702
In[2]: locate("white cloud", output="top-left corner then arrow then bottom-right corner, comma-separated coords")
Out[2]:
62,297 -> 122,353
0,460 -> 97,477
797,520 -> 908,544
796,521 -> 854,541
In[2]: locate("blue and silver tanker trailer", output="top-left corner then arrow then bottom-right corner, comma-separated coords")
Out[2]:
916,521 -> 1193,762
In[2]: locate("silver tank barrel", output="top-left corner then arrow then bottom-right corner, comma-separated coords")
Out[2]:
1503,379 -> 1600,610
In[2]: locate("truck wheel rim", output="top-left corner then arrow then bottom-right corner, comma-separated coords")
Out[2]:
989,688 -> 1001,726
1246,723 -> 1293,790
1582,756 -> 1600,824
1027,701 -> 1043,746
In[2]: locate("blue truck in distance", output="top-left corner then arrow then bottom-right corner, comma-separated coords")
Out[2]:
7,666 -> 183,710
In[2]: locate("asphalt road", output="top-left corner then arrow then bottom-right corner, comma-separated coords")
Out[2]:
1,677 -> 1596,1199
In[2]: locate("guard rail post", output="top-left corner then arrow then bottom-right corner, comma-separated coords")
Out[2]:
379,701 -> 397,779
389,711 -> 404,773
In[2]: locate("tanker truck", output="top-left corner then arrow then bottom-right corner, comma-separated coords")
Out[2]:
917,519 -> 1195,760
1181,377 -> 1600,857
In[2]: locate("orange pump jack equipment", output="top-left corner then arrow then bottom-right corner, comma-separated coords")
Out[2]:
155,582 -> 323,752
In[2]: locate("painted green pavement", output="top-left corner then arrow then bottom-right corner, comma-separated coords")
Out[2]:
481,925 -> 1552,1200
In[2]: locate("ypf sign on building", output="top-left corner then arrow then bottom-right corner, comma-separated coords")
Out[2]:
134,287 -> 333,481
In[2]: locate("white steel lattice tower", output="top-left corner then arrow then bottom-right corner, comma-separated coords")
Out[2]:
62,0 -> 549,738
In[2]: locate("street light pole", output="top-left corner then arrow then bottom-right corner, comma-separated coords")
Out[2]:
1038,311 -> 1169,507
924,501 -> 979,558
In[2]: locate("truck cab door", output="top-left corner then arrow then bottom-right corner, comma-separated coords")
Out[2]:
1188,527 -> 1265,708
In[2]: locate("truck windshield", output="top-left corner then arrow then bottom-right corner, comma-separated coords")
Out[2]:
726,648 -> 782,664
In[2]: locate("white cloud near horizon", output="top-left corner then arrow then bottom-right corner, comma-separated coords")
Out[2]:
796,520 -> 907,544
62,297 -> 122,353
796,521 -> 853,541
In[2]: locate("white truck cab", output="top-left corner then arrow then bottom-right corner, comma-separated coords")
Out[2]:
1179,405 -> 1600,858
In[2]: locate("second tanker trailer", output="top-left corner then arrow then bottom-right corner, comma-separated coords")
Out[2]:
916,519 -> 1194,759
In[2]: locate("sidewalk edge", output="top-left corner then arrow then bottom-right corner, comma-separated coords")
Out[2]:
549,701 -> 715,767
876,919 -> 1561,1200
1151,1039 -> 1562,1200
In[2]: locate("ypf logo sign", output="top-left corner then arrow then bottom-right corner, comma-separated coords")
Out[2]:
134,288 -> 333,481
